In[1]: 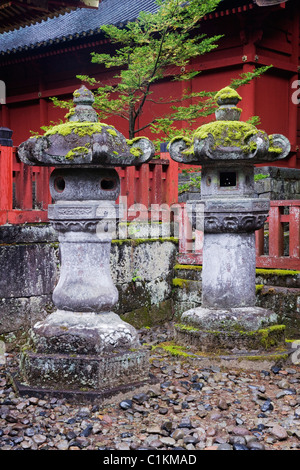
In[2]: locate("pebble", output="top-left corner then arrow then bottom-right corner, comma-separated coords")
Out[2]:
270,424 -> 288,441
1,323 -> 300,451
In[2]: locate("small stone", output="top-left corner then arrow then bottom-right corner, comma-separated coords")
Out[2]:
278,379 -> 289,389
160,436 -> 176,446
183,435 -> 198,445
147,425 -> 162,434
81,425 -> 93,437
294,407 -> 300,418
77,407 -> 91,418
178,417 -> 192,429
16,402 -> 27,411
271,366 -> 281,374
232,426 -> 251,436
233,443 -> 249,450
25,428 -> 35,437
119,399 -> 132,410
173,405 -> 182,414
235,417 -> 244,426
33,434 -> 47,445
149,439 -> 164,448
21,439 -> 33,449
115,442 -> 130,450
147,385 -> 161,397
260,399 -> 273,412
197,406 -> 208,418
186,443 -> 196,451
191,383 -> 203,391
210,412 -> 223,421
270,424 -> 288,441
229,436 -> 246,446
101,414 -> 113,426
66,431 -> 77,440
132,393 -> 148,405
72,437 -> 90,448
161,421 -> 173,434
56,439 -> 69,450
29,397 -> 39,405
247,441 -> 266,450
217,443 -> 233,450
206,426 -> 216,437
172,429 -> 185,441
218,399 -> 229,410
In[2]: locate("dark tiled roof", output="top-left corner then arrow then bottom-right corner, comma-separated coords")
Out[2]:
0,1 -> 83,35
0,0 -> 159,54
1,0 -> 286,56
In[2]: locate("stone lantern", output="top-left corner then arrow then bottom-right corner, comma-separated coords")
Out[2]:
16,86 -> 155,401
169,87 -> 291,357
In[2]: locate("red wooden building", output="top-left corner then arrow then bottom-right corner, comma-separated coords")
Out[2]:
0,0 -> 299,169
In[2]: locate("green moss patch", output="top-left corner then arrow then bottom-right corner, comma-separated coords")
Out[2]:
44,121 -> 110,137
152,341 -> 192,358
174,264 -> 202,271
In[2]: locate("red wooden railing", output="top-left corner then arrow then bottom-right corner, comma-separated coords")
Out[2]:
255,200 -> 300,270
0,146 -> 178,225
0,146 -> 52,225
117,151 -> 178,210
177,201 -> 300,270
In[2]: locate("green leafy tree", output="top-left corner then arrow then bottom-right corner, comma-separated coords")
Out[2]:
51,0 -> 270,147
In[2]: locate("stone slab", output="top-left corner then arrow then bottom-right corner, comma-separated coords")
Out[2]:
12,367 -> 155,405
19,348 -> 150,394
175,322 -> 286,353
180,305 -> 279,331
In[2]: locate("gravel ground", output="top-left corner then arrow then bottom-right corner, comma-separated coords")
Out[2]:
0,323 -> 300,451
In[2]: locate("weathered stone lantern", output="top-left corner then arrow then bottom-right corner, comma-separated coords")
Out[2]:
169,87 -> 291,358
16,86 -> 155,401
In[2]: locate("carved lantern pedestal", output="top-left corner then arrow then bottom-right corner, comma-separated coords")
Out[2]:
15,86 -> 155,402
169,87 -> 291,362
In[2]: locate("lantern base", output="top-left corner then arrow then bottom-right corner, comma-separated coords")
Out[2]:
175,306 -> 286,354
15,309 -> 151,403
13,349 -> 151,404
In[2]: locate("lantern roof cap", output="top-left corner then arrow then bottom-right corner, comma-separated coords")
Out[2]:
169,86 -> 290,165
18,85 -> 155,168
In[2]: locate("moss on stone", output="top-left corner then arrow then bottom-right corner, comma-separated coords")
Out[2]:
64,108 -> 75,120
254,173 -> 269,181
65,145 -> 89,160
192,121 -> 259,150
131,237 -> 178,245
107,128 -> 118,137
256,268 -> 300,277
257,325 -> 286,349
129,146 -> 143,158
43,121 -> 111,138
172,278 -> 191,288
174,322 -> 200,333
256,284 -> 264,293
175,322 -> 286,352
268,135 -> 284,154
174,264 -> 202,271
215,87 -> 242,103
126,136 -> 148,145
153,341 -> 191,358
